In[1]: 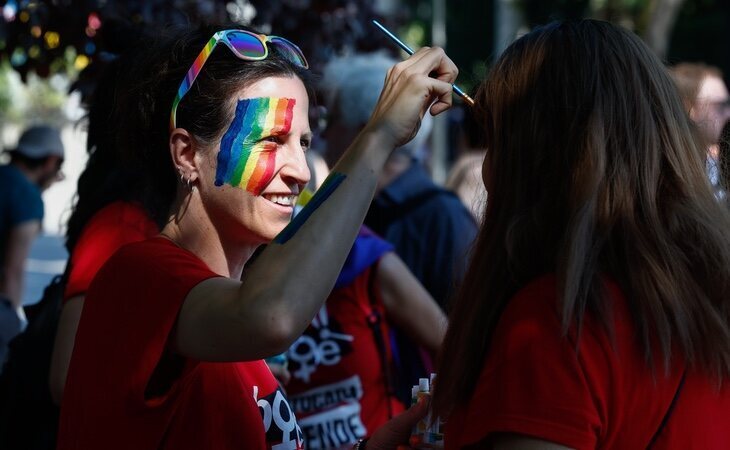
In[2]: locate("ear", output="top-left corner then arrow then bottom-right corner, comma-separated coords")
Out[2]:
169,128 -> 199,183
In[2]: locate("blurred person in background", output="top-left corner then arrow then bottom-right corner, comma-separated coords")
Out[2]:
281,154 -> 446,450
320,52 -> 476,405
670,62 -> 730,198
0,125 -> 64,369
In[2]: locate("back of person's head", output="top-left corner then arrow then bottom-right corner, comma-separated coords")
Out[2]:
65,48 -> 151,253
459,105 -> 485,150
116,24 -> 312,225
321,52 -> 432,166
434,19 -> 730,416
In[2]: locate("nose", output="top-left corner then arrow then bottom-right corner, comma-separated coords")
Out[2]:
279,144 -> 310,190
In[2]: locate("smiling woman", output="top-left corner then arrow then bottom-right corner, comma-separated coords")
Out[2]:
56,24 -> 458,450
183,76 -> 312,246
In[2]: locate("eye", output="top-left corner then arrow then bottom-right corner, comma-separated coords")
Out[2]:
300,138 -> 311,151
262,135 -> 284,145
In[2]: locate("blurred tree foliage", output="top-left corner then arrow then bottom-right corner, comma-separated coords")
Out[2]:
0,0 -> 726,87
668,0 -> 730,75
0,62 -> 11,116
517,0 -> 728,74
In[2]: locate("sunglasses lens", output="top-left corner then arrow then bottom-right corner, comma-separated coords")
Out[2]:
227,31 -> 267,58
269,37 -> 309,69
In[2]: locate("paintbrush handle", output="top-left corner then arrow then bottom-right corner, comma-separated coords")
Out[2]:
372,20 -> 475,107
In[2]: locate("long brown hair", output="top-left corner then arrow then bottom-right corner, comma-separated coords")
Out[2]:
433,20 -> 730,417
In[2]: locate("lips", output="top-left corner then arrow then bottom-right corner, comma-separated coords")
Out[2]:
262,193 -> 298,207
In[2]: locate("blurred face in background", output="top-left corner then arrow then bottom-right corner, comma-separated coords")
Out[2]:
691,74 -> 730,150
37,156 -> 65,191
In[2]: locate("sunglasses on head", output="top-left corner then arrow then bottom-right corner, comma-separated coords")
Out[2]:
170,29 -> 309,131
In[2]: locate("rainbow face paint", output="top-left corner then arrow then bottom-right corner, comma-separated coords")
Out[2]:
215,97 -> 296,195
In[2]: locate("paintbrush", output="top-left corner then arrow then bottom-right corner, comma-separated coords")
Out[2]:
372,19 -> 475,107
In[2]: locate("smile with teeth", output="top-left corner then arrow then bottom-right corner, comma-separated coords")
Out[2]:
263,194 -> 298,207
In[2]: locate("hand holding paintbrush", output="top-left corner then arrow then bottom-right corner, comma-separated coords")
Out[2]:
372,19 -> 475,107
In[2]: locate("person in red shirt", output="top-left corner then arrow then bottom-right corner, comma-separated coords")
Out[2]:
57,24 -> 457,450
284,226 -> 446,449
430,20 -> 730,449
49,50 -> 159,405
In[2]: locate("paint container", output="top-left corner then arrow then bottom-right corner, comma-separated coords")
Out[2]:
409,378 -> 431,448
411,385 -> 420,406
425,373 -> 444,448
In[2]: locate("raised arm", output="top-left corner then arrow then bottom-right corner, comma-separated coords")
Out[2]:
173,47 -> 458,362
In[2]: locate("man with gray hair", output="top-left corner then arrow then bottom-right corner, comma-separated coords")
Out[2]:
321,52 -> 477,403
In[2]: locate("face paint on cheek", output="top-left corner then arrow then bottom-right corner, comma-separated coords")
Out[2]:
215,97 -> 296,195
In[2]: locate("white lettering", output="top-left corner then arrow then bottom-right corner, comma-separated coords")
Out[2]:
288,306 -> 354,383
298,403 -> 366,450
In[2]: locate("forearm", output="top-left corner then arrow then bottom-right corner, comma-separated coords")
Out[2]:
0,266 -> 24,308
49,296 -> 84,404
236,130 -> 394,342
378,253 -> 446,356
2,221 -> 41,308
390,301 -> 445,357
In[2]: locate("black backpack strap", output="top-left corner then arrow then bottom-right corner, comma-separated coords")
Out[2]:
363,261 -> 396,419
646,369 -> 687,449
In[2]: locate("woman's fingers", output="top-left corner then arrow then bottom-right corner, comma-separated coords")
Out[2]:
366,396 -> 430,450
365,47 -> 458,148
409,46 -> 459,85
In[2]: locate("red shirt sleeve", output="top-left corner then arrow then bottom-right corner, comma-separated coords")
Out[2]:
64,201 -> 158,302
446,275 -> 602,450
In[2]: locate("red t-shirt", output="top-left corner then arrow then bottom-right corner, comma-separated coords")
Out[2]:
64,201 -> 158,302
58,237 -> 304,450
445,275 -> 730,450
285,266 -> 405,449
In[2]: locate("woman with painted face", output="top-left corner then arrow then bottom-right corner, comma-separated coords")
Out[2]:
57,25 -> 457,450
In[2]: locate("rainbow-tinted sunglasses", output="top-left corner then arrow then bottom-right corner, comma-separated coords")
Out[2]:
170,29 -> 308,131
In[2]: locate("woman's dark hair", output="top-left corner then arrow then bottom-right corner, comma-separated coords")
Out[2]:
116,24 -> 313,225
433,20 -> 730,417
66,49 -> 150,253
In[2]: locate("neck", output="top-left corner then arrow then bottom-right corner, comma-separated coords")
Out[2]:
161,192 -> 259,279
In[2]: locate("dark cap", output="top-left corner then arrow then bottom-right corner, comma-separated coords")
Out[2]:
9,125 -> 65,159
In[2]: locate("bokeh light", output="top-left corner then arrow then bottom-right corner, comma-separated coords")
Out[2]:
44,31 -> 61,49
